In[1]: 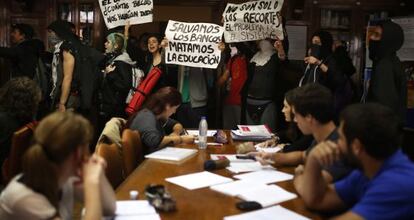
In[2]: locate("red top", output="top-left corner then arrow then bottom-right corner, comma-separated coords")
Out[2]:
225,55 -> 248,105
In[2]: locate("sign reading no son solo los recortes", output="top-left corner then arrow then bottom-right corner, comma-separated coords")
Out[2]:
223,0 -> 284,43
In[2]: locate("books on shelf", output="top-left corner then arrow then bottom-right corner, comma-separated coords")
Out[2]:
145,147 -> 197,162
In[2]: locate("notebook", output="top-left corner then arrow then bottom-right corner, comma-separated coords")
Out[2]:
145,147 -> 197,162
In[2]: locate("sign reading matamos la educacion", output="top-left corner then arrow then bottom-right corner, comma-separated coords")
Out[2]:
223,0 -> 284,43
165,20 -> 224,69
99,0 -> 153,29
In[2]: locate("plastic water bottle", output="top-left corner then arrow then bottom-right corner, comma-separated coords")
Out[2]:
198,116 -> 208,149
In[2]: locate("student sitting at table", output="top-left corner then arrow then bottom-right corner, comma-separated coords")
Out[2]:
255,88 -> 313,153
251,84 -> 352,182
127,87 -> 195,155
0,112 -> 116,220
294,103 -> 414,219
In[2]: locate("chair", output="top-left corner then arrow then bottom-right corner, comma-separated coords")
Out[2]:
121,129 -> 144,176
2,122 -> 37,184
95,143 -> 125,189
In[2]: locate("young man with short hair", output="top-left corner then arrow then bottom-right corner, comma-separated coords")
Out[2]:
253,84 -> 352,182
295,103 -> 414,219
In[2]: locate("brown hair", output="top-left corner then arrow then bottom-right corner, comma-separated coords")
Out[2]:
22,112 -> 93,210
144,87 -> 182,116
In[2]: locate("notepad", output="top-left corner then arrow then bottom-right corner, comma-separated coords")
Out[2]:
237,185 -> 297,207
165,171 -> 233,190
234,170 -> 293,184
145,147 -> 197,162
224,205 -> 310,220
210,180 -> 267,196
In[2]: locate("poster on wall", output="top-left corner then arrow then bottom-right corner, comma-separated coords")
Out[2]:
98,0 -> 153,29
223,0 -> 284,43
164,20 -> 224,69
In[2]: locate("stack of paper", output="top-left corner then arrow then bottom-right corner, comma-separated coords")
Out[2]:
234,170 -> 293,184
210,180 -> 267,196
210,154 -> 274,173
106,200 -> 160,220
224,205 -> 310,220
231,125 -> 273,141
237,185 -> 297,207
145,147 -> 197,162
165,171 -> 233,190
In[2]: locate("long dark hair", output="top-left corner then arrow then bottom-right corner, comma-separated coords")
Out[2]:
22,112 -> 93,210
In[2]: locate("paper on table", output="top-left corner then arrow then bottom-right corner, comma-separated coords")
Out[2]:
210,154 -> 255,163
234,170 -> 293,184
226,162 -> 274,173
224,205 -> 310,220
165,171 -> 233,190
186,129 -> 217,137
114,200 -> 157,216
237,185 -> 297,207
113,214 -> 161,220
254,144 -> 283,153
145,147 -> 197,162
210,180 -> 267,196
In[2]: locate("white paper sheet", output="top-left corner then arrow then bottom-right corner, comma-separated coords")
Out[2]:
114,200 -> 157,216
224,205 -> 310,220
210,180 -> 267,196
186,129 -> 217,137
227,162 -> 274,173
113,214 -> 161,220
254,144 -> 283,153
237,185 -> 297,207
165,171 -> 233,190
145,147 -> 197,161
234,170 -> 293,184
210,154 -> 255,163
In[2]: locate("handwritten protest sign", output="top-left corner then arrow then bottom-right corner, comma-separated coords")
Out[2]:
223,0 -> 284,43
165,20 -> 224,69
99,0 -> 153,29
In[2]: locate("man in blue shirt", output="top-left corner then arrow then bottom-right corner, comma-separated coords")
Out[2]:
294,103 -> 414,219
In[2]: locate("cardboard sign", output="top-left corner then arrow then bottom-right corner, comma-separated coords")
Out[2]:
165,20 -> 224,69
99,0 -> 153,29
223,0 -> 284,43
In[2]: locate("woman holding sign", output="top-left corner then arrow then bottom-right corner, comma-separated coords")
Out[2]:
241,38 -> 286,132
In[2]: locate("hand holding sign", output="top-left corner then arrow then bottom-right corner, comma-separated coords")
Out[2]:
98,0 -> 153,29
164,20 -> 224,69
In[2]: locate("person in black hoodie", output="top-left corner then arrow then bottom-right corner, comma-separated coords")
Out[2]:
0,23 -> 39,79
98,32 -> 134,131
300,31 -> 351,117
366,20 -> 406,124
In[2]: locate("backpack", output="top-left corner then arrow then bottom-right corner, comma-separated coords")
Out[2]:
125,66 -> 162,116
74,44 -> 105,110
33,57 -> 49,100
125,66 -> 145,104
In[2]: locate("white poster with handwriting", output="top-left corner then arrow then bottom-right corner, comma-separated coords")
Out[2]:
99,0 -> 153,29
165,20 -> 224,69
223,0 -> 284,43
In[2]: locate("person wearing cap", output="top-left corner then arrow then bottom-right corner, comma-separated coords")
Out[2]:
0,23 -> 40,79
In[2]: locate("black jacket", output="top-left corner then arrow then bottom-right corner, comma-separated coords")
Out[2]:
0,40 -> 40,78
367,20 -> 406,123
